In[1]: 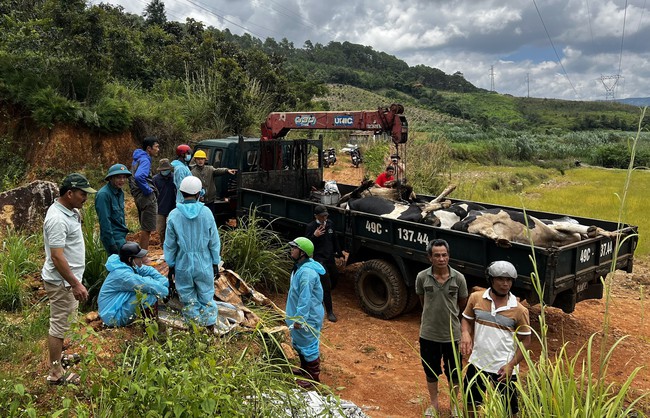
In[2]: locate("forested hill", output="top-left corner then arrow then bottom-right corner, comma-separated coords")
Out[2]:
224,33 -> 483,97
0,0 -> 480,138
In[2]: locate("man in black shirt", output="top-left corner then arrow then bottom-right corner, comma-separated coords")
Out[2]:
305,205 -> 344,322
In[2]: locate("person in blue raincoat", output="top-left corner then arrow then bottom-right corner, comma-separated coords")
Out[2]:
98,242 -> 169,327
285,237 -> 326,388
171,144 -> 193,203
164,176 -> 221,329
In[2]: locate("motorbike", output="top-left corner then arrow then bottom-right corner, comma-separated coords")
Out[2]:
323,147 -> 337,168
341,143 -> 363,168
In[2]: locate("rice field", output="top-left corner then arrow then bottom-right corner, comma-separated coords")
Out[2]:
449,164 -> 650,256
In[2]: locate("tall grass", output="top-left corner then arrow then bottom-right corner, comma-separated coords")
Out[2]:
0,229 -> 42,311
81,205 -> 108,311
219,208 -> 293,293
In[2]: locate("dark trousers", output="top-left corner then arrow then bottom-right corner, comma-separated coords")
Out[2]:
316,259 -> 339,314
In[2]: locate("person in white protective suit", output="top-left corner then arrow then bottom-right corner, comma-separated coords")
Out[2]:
285,237 -> 326,388
164,176 -> 221,329
98,242 -> 169,327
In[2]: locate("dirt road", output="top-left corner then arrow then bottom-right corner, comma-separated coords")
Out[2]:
296,165 -> 650,418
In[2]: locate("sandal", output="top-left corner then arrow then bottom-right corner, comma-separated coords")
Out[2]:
47,371 -> 80,386
61,353 -> 81,368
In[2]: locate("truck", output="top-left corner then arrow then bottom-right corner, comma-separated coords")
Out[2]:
194,105 -> 638,319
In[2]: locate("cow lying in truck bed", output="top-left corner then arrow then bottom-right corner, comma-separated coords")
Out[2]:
346,194 -> 617,248
451,208 -> 618,248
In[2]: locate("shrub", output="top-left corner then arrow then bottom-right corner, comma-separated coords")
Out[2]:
0,229 -> 41,312
81,205 -> 108,311
219,209 -> 293,293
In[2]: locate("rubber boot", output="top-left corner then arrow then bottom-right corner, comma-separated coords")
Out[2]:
296,357 -> 321,388
292,354 -> 308,376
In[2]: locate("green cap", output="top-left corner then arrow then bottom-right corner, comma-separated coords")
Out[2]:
61,173 -> 96,193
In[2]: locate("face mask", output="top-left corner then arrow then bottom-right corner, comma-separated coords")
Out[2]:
185,154 -> 192,162
316,220 -> 321,224
161,170 -> 171,176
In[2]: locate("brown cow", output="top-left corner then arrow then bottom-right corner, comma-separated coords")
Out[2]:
452,208 -> 617,248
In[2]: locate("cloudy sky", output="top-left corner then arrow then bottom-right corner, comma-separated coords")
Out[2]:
90,0 -> 650,101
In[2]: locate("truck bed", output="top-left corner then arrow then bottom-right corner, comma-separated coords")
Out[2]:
238,183 -> 637,314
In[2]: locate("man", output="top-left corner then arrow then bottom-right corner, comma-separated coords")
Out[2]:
42,173 -> 96,385
375,165 -> 396,188
305,205 -> 344,322
164,176 -> 221,329
130,137 -> 160,250
190,149 -> 237,220
285,237 -> 326,388
171,144 -> 193,203
461,261 -> 532,417
95,163 -> 131,254
98,242 -> 169,327
416,239 -> 468,417
153,158 -> 176,247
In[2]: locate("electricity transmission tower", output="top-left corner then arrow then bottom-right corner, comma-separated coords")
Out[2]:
489,66 -> 495,91
599,75 -> 620,100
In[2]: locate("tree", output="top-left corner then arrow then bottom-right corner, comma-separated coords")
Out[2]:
144,0 -> 166,26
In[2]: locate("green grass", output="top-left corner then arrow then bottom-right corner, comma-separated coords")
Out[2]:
448,165 -> 650,256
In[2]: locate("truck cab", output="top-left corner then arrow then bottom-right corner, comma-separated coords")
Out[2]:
194,136 -> 324,224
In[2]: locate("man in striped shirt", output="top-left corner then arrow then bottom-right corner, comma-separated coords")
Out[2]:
460,261 -> 532,417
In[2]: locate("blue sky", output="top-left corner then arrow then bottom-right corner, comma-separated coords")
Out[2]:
91,0 -> 650,101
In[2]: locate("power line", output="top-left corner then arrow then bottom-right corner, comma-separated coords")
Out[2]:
617,0 -> 628,77
531,0 -> 580,98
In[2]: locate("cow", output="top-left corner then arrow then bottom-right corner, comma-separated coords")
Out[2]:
346,196 -> 449,224
451,208 -> 618,248
428,201 -> 487,228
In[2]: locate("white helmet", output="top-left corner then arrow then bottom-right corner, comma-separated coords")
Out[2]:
486,261 -> 517,280
179,176 -> 202,195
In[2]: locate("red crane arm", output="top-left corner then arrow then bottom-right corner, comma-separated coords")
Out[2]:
260,104 -> 408,144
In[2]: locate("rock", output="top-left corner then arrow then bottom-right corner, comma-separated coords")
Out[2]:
0,181 -> 58,231
85,311 -> 100,322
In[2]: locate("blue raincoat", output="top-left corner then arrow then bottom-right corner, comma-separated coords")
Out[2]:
285,258 -> 326,362
98,254 -> 169,327
164,199 -> 221,326
170,159 -> 192,203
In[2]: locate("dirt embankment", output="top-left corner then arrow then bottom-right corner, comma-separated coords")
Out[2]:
0,108 -> 135,182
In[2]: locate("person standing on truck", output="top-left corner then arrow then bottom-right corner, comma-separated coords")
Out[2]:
375,165 -> 396,188
171,144 -> 193,204
190,149 -> 237,221
153,158 -> 176,248
42,173 -> 96,386
461,260 -> 532,418
285,237 -> 326,388
95,164 -> 131,255
129,137 -> 160,251
164,176 -> 221,330
305,205 -> 344,322
416,239 -> 468,418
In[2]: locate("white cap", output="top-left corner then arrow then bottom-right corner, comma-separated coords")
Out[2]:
179,176 -> 202,195
486,260 -> 517,279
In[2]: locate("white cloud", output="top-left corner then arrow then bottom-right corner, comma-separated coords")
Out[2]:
89,0 -> 650,101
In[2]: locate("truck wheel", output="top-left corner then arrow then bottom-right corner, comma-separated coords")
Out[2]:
402,287 -> 420,314
354,259 -> 408,319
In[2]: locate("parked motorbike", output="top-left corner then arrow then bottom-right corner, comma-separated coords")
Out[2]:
341,143 -> 363,168
323,147 -> 337,168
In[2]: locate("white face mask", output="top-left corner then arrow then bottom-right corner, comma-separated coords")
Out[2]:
161,170 -> 171,176
184,154 -> 192,162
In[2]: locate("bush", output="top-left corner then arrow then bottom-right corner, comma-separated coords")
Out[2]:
219,209 -> 293,293
81,206 -> 108,311
0,229 -> 41,312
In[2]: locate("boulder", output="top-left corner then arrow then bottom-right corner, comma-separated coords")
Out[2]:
0,180 -> 58,231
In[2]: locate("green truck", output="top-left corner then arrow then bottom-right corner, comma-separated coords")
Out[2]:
194,135 -> 637,319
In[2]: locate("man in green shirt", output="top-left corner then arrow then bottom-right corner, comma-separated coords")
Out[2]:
415,239 -> 468,417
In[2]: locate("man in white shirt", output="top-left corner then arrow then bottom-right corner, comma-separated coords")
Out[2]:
42,173 -> 96,385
